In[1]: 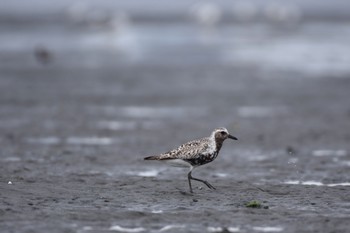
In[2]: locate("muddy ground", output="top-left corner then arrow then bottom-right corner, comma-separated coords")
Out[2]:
1,2 -> 350,232
1,63 -> 350,232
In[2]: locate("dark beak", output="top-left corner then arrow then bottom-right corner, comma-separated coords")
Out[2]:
228,134 -> 238,140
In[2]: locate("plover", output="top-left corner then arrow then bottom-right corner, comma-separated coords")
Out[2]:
144,127 -> 237,193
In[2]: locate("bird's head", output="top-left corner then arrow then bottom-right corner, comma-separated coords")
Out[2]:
212,127 -> 238,142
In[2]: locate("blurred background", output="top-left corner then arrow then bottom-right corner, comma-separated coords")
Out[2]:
1,0 -> 350,72
1,0 -> 350,182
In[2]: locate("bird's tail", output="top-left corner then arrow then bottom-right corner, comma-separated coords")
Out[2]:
144,155 -> 160,160
144,154 -> 172,160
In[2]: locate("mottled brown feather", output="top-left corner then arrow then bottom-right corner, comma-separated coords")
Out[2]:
144,137 -> 212,160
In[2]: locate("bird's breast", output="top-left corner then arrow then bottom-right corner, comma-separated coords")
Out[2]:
184,151 -> 219,166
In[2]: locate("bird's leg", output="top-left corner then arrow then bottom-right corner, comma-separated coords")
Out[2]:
188,171 -> 216,191
187,171 -> 193,193
191,177 -> 216,190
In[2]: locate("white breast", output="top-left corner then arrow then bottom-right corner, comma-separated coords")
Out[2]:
204,138 -> 216,154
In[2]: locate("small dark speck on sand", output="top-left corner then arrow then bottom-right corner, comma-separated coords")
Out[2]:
34,46 -> 52,65
286,146 -> 297,155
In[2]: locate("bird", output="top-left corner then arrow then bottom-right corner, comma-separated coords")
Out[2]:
34,46 -> 52,65
144,127 -> 238,193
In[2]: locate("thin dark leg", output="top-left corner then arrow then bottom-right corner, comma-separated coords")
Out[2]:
188,171 -> 216,192
191,177 -> 216,190
187,171 -> 193,193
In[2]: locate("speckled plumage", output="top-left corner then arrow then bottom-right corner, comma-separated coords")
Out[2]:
144,127 -> 238,193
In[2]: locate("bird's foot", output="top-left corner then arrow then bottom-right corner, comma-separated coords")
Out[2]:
203,181 -> 216,190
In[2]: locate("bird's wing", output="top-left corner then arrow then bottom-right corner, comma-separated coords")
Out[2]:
158,137 -> 210,160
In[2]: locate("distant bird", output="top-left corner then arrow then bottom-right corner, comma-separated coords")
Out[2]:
34,46 -> 52,65
144,127 -> 237,193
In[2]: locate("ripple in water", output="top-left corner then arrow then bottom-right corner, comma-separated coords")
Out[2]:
159,225 -> 185,232
66,137 -> 115,145
312,150 -> 347,157
25,137 -> 116,145
88,106 -> 207,118
127,169 -> 160,177
109,225 -> 145,232
252,226 -> 283,232
284,180 -> 350,187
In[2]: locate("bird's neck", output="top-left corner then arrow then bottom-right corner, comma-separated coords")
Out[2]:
214,138 -> 223,152
210,133 -> 223,153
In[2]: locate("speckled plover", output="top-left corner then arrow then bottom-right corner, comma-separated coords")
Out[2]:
144,127 -> 237,193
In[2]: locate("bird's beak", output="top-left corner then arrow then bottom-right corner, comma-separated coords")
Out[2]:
228,134 -> 238,140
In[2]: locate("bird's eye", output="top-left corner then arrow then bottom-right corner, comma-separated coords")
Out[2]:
220,131 -> 226,135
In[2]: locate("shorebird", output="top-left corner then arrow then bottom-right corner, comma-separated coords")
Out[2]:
144,127 -> 237,193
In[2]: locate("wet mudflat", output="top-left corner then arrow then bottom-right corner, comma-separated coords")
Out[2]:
1,2 -> 350,232
1,63 -> 349,233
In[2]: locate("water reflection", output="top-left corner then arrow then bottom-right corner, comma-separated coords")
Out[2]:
284,180 -> 350,186
252,226 -> 283,232
87,106 -> 207,118
66,137 -> 115,145
25,136 -> 116,146
312,150 -> 347,157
